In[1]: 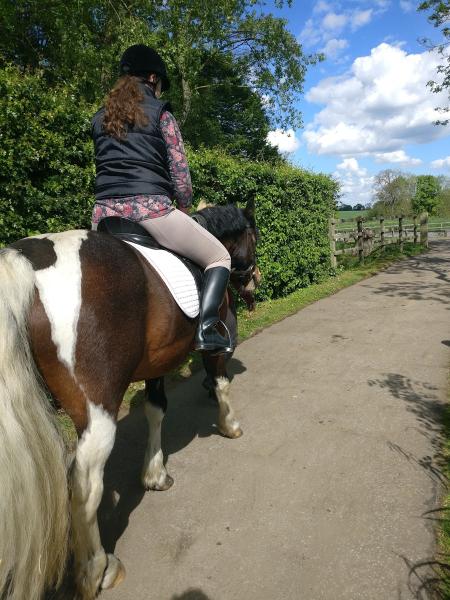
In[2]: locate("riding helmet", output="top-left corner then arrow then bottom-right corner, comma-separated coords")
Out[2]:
119,44 -> 170,91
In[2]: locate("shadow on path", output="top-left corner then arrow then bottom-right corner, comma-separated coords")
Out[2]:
99,357 -> 247,554
368,373 -> 449,599
171,590 -> 214,600
362,241 -> 450,307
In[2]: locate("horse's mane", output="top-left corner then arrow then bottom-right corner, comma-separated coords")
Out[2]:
194,204 -> 255,239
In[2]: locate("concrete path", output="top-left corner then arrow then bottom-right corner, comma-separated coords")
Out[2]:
101,241 -> 450,600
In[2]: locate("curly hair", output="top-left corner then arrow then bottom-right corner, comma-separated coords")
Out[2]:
102,75 -> 150,139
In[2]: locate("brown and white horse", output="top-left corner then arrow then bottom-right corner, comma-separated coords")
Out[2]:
0,202 -> 258,600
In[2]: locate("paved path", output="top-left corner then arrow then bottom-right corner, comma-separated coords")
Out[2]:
101,241 -> 450,600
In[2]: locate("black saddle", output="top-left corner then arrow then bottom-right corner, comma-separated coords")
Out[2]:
97,216 -> 160,248
97,216 -> 203,291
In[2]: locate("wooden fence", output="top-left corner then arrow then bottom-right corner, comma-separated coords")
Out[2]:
329,213 -> 430,268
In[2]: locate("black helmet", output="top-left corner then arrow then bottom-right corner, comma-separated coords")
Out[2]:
119,44 -> 170,91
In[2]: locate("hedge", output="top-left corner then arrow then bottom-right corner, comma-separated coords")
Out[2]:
0,65 -> 338,300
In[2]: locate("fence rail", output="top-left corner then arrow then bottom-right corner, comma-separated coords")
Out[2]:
329,213 -> 430,267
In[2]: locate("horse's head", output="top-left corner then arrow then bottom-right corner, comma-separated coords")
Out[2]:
194,200 -> 260,311
227,200 -> 260,311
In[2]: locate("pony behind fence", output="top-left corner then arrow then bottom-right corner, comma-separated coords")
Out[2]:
0,201 -> 258,599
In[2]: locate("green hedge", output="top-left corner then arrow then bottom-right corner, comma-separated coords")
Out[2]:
0,66 -> 94,242
188,149 -> 337,299
0,66 -> 338,300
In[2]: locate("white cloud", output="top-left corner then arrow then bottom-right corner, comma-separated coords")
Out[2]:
322,12 -> 348,33
351,9 -> 373,30
304,43 -> 450,157
299,18 -> 322,48
375,150 -> 422,166
299,4 -> 378,51
313,1 -> 333,14
431,157 -> 450,169
400,1 -> 415,13
337,157 -> 365,174
334,158 -> 374,205
321,38 -> 349,59
267,129 -> 301,153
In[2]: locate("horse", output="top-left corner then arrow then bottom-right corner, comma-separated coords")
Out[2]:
0,200 -> 259,600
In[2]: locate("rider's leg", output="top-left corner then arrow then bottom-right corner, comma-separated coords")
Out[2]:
140,209 -> 232,353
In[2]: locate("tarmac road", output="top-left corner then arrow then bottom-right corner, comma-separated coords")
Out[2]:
101,240 -> 450,600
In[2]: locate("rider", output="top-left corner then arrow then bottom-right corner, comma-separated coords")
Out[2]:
91,44 -> 232,354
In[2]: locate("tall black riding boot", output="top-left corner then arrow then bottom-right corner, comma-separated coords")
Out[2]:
195,266 -> 233,354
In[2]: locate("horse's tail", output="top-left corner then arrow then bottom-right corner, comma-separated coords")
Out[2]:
0,248 -> 69,600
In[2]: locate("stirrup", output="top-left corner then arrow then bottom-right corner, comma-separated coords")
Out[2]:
195,321 -> 234,354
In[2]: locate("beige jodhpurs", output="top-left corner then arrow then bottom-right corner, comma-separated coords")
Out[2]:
140,209 -> 230,270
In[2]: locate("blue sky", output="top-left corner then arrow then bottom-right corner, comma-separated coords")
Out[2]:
264,0 -> 450,206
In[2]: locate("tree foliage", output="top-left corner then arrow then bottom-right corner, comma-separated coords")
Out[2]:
418,0 -> 450,125
413,174 -> 441,214
0,0 -> 320,155
181,53 -> 281,160
0,66 -> 94,243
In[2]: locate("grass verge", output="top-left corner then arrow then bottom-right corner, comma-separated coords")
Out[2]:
434,401 -> 450,598
58,241 -> 426,445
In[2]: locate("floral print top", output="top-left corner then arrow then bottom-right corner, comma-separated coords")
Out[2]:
92,111 -> 193,224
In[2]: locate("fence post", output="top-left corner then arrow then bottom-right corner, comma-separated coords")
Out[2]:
357,217 -> 364,264
420,211 -> 428,248
413,216 -> 418,244
329,218 -> 337,268
398,215 -> 404,252
380,217 -> 385,252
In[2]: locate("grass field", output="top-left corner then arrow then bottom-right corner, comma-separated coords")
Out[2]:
337,210 -> 369,220
336,215 -> 450,232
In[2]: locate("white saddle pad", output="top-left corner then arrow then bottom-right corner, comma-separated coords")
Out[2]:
125,241 -> 200,318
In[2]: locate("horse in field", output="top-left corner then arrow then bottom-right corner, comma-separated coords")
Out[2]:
0,201 -> 258,599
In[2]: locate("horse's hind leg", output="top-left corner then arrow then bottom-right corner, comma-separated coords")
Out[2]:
203,354 -> 243,438
71,401 -> 125,598
141,377 -> 174,491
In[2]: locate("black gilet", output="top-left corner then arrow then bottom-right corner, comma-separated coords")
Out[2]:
91,83 -> 174,201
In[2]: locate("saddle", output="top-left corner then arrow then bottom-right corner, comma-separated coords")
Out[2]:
97,216 -> 203,292
97,217 -> 203,318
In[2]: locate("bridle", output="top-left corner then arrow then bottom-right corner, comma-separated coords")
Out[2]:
230,226 -> 257,287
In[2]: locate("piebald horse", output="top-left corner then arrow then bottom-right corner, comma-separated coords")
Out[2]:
0,201 -> 258,600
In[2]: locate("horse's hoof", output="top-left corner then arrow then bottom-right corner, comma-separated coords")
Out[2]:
219,425 -> 243,439
143,473 -> 174,491
101,554 -> 126,590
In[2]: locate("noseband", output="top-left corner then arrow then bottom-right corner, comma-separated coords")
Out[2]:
231,263 -> 255,285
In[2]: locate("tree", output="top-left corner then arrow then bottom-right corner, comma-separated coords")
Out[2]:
181,52 -> 281,160
412,174 -> 441,214
436,176 -> 450,215
372,170 -> 416,216
418,0 -> 450,125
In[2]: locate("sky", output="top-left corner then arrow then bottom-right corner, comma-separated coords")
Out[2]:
265,0 -> 450,206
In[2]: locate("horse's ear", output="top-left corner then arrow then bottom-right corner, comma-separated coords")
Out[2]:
197,199 -> 214,211
244,198 -> 255,220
